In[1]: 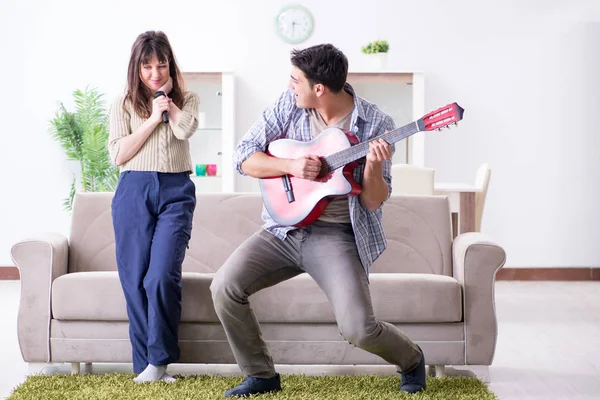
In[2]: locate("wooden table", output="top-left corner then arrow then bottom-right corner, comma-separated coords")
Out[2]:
434,183 -> 482,237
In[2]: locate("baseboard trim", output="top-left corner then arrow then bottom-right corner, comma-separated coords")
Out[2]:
496,267 -> 600,281
0,266 -> 20,280
2,266 -> 599,281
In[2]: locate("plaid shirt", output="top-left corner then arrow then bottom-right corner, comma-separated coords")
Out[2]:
233,83 -> 395,274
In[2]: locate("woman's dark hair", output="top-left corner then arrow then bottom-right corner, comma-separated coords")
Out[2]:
125,31 -> 185,118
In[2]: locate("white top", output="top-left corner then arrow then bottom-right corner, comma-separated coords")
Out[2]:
434,182 -> 482,193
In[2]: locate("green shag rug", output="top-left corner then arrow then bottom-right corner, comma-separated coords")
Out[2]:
7,374 -> 497,400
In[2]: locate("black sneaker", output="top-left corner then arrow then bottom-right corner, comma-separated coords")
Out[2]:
400,345 -> 426,394
224,373 -> 282,397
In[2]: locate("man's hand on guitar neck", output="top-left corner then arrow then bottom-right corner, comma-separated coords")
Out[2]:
366,138 -> 393,164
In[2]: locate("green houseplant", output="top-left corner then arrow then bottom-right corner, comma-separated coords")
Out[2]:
49,87 -> 120,211
361,40 -> 390,55
361,40 -> 390,70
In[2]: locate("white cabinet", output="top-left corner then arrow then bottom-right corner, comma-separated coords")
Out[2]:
347,71 -> 425,166
182,72 -> 235,192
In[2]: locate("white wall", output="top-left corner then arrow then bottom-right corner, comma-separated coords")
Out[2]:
1,0 -> 598,268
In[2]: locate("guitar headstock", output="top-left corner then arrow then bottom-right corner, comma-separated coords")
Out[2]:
421,103 -> 465,131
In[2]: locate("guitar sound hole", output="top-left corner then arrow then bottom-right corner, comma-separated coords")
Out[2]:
315,172 -> 333,183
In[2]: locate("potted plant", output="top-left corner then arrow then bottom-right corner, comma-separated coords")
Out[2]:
48,86 -> 120,211
361,40 -> 390,69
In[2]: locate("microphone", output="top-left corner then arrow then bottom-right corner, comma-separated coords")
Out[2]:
153,91 -> 169,123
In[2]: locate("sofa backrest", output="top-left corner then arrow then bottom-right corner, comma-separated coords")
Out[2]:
372,194 -> 452,275
68,192 -> 452,276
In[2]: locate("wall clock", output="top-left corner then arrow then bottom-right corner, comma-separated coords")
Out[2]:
275,5 -> 314,44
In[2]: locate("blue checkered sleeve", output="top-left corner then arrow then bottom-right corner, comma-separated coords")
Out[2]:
232,89 -> 296,176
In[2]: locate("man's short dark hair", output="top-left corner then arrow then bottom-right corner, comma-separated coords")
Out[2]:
290,44 -> 348,93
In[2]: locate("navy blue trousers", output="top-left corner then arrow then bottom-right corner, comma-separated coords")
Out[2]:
111,171 -> 196,374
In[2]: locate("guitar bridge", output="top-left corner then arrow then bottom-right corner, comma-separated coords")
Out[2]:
282,175 -> 295,203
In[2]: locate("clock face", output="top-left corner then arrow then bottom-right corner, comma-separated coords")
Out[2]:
275,5 -> 314,44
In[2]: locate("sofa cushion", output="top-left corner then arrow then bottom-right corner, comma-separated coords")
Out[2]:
52,271 -> 462,324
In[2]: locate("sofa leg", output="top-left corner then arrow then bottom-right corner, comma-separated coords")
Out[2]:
426,365 -> 436,377
435,365 -> 446,377
71,362 -> 80,375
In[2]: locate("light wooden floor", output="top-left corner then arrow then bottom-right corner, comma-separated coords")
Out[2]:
1,280 -> 599,399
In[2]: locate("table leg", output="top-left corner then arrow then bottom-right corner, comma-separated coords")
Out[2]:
451,212 -> 458,238
459,192 -> 476,234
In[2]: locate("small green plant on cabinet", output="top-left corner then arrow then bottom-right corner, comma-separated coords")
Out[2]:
361,40 -> 390,54
48,86 -> 120,212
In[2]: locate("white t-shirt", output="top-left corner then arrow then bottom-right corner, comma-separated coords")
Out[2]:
308,107 -> 354,223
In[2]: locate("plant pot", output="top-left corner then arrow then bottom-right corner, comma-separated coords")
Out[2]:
366,52 -> 388,70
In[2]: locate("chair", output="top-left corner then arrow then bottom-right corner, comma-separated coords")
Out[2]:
474,163 -> 491,232
391,164 -> 435,195
432,163 -> 492,237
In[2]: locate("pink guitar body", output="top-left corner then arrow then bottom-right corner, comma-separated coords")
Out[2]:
258,102 -> 465,227
259,127 -> 361,227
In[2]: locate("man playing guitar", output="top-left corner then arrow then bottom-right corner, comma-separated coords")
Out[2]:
210,43 -> 427,397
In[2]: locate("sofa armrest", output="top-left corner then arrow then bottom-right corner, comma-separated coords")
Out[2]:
453,232 -> 506,365
10,233 -> 69,362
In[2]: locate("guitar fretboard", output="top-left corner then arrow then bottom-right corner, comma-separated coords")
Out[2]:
324,120 -> 424,171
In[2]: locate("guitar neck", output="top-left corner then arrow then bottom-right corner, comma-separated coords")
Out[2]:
324,119 -> 425,171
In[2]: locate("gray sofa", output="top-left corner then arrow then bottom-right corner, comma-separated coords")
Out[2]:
11,192 -> 506,378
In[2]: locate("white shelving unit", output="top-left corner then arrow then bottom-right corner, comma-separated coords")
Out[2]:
347,71 -> 425,166
182,71 -> 235,193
